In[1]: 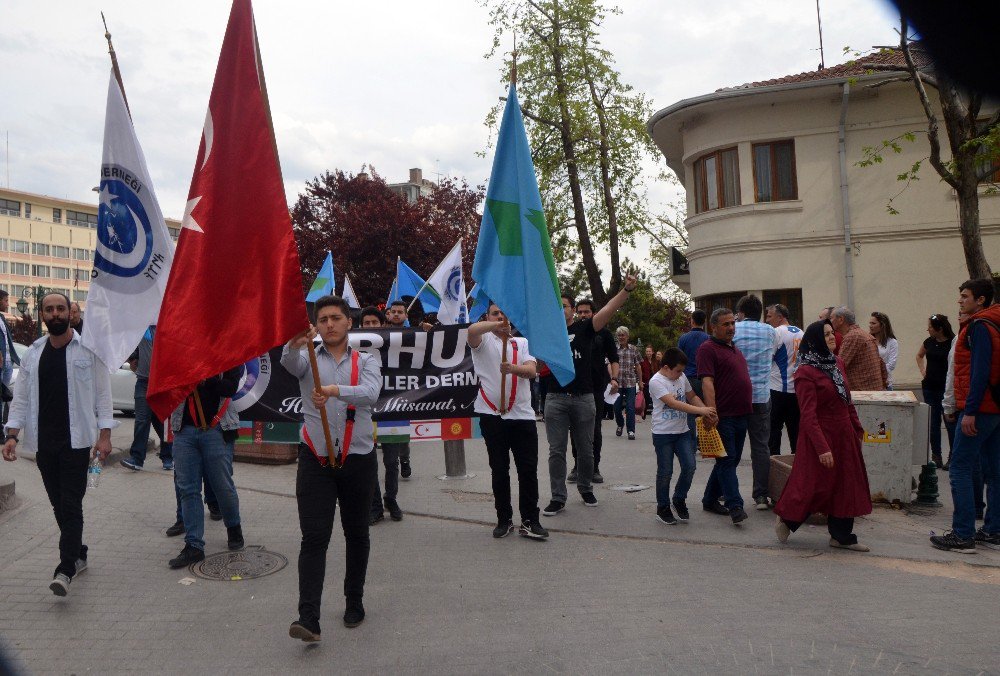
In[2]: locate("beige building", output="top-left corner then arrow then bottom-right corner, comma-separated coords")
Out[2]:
388,167 -> 436,203
0,186 -> 180,320
648,51 -> 999,387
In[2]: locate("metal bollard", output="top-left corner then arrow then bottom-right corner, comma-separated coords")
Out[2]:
437,439 -> 475,480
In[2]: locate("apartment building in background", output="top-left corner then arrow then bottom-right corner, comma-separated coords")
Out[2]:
0,186 -> 180,319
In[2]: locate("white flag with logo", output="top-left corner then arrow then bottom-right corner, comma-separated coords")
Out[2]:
425,239 -> 467,325
82,70 -> 175,371
342,274 -> 361,309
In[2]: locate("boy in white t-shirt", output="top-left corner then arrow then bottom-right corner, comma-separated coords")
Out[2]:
649,348 -> 717,525
468,303 -> 548,540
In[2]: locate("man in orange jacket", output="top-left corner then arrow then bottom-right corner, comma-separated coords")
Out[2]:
931,278 -> 1000,554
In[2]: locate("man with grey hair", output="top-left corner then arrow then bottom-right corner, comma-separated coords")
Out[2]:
613,326 -> 643,441
697,307 -> 753,525
830,307 -> 887,391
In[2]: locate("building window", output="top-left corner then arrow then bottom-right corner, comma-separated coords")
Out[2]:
0,262 -> 7,274
73,290 -> 87,302
73,247 -> 91,261
66,210 -> 98,228
12,285 -> 28,299
11,240 -> 29,254
11,262 -> 29,276
0,238 -> 7,252
0,198 -> 20,217
31,265 -> 50,278
753,140 -> 797,202
53,207 -> 62,223
32,243 -> 50,256
976,145 -> 1000,184
53,267 -> 71,280
694,147 -> 740,214
762,288 -> 804,329
52,245 -> 70,258
168,227 -> 180,239
695,291 -> 747,316
25,203 -> 31,219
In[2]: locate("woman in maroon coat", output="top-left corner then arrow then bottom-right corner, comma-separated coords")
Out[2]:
774,320 -> 873,551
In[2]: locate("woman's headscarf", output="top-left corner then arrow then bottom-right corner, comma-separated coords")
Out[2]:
798,320 -> 848,402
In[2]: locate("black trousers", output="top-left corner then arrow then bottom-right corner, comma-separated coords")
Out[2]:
36,444 -> 90,578
768,390 -> 800,455
570,390 -> 606,469
480,415 -> 540,523
296,446 -> 376,631
784,515 -> 857,545
370,443 -> 400,516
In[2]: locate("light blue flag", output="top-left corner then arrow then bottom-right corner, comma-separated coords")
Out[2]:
472,83 -> 574,385
467,283 -> 490,322
392,259 -> 441,313
306,251 -> 335,302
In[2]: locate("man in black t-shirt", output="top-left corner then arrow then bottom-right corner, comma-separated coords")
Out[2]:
2,292 -> 113,597
569,299 -> 619,484
541,275 -> 637,516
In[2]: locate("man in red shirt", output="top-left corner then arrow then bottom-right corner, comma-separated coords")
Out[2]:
697,308 -> 753,525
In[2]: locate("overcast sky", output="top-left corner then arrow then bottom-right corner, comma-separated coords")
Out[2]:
1,0 -> 899,276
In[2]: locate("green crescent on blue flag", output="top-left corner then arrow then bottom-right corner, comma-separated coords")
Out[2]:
472,83 -> 574,385
306,251 -> 335,302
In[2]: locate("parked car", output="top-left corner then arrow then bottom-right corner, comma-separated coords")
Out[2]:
10,342 -> 136,415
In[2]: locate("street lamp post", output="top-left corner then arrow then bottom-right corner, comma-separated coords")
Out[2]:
18,285 -> 51,338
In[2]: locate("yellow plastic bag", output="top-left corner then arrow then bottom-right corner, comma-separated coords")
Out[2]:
696,417 -> 727,458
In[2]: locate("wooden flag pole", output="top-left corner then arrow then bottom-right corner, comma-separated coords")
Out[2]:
101,13 -> 131,118
306,337 -> 340,468
499,319 -> 510,414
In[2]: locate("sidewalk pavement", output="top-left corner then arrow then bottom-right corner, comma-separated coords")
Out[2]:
0,414 -> 997,674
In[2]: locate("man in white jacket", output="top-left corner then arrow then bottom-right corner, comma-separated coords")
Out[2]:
2,292 -> 114,597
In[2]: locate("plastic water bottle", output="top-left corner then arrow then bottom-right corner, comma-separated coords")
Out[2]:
87,454 -> 102,489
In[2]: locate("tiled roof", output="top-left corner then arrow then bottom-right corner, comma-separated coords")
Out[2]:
719,45 -> 932,91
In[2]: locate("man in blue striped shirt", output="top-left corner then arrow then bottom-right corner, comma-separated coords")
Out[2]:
733,295 -> 780,510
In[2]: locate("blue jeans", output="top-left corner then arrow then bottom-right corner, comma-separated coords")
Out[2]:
614,386 -> 637,433
174,474 -> 219,522
702,415 -> 748,511
652,432 -> 696,508
128,378 -> 153,465
949,412 -> 1000,538
173,426 -> 241,551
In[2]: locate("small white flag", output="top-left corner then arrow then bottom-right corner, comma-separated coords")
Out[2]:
342,274 -> 361,309
425,239 -> 467,325
82,70 -> 174,371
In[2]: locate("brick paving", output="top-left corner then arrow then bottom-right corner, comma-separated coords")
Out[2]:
1,416 -> 998,674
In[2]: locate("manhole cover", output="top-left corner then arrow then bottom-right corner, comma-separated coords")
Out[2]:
190,545 -> 288,581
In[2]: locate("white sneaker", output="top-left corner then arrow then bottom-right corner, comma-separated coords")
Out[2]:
49,573 -> 71,597
75,559 -> 88,576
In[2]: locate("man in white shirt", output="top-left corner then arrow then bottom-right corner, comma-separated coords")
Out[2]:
468,302 -> 548,540
765,304 -> 802,455
2,292 -> 114,597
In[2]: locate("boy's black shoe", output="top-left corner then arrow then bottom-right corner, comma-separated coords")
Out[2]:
207,504 -> 223,521
730,507 -> 748,525
581,492 -> 599,507
343,603 -> 365,628
165,520 -> 184,537
289,620 -> 321,642
974,528 -> 1000,550
656,506 -> 677,525
385,498 -> 403,521
542,501 -> 565,516
400,459 -> 412,479
702,501 -> 729,516
672,500 -> 690,521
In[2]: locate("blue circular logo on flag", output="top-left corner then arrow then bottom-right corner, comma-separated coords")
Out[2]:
95,174 -> 154,278
445,267 -> 463,302
231,353 -> 272,413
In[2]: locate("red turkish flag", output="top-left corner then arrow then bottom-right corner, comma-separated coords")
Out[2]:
148,0 -> 308,419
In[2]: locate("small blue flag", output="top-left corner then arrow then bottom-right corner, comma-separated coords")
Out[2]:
472,83 -> 574,385
390,259 -> 441,313
306,251 -> 335,302
467,283 -> 490,322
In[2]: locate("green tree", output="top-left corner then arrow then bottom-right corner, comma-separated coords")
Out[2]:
483,0 -> 659,304
856,17 -> 997,279
611,270 -> 689,354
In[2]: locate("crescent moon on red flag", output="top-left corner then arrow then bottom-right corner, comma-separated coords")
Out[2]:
201,110 -> 214,170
